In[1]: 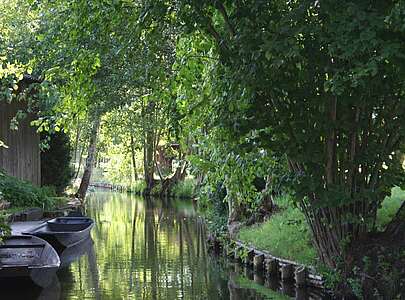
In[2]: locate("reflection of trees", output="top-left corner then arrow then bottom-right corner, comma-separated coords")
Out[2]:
87,241 -> 101,300
144,196 -> 158,300
129,200 -> 138,292
65,192 -> 236,299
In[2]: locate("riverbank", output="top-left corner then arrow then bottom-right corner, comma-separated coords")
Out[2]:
0,170 -> 82,226
237,187 -> 404,266
204,187 -> 405,298
90,177 -> 196,199
83,180 -> 405,298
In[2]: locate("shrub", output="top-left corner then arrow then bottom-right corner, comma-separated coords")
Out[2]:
150,182 -> 162,196
199,182 -> 229,239
41,131 -> 74,194
0,170 -> 57,209
130,180 -> 146,194
171,178 -> 196,198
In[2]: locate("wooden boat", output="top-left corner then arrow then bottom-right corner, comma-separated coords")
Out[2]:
0,235 -> 60,288
23,217 -> 94,251
59,237 -> 94,268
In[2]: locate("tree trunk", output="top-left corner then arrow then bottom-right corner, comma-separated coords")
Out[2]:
225,178 -> 244,239
302,205 -> 345,268
74,145 -> 85,180
130,133 -> 138,181
75,116 -> 101,200
159,160 -> 188,197
144,130 -> 155,193
143,101 -> 156,194
385,201 -> 405,239
73,117 -> 81,168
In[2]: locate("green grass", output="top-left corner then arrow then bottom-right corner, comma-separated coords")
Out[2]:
238,195 -> 317,266
237,187 -> 405,267
376,186 -> 404,230
235,276 -> 290,300
129,180 -> 146,194
171,178 -> 196,198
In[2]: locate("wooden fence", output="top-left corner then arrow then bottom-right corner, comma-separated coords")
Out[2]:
0,101 -> 41,185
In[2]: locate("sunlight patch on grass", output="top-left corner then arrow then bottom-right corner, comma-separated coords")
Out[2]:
238,196 -> 317,266
376,186 -> 404,230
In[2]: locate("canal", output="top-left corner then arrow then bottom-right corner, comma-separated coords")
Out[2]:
6,191 -> 297,299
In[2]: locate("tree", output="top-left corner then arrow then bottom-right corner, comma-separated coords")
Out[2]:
75,114 -> 101,199
174,0 -> 405,280
41,130 -> 74,194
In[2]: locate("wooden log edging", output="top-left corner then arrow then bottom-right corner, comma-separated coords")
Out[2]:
232,240 -> 324,289
6,201 -> 83,222
90,182 -> 128,192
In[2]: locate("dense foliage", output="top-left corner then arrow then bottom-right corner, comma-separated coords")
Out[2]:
1,0 -> 404,297
0,170 -> 57,209
41,131 -> 74,194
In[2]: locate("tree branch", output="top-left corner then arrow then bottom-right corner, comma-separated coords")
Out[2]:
214,1 -> 235,36
384,201 -> 405,239
326,96 -> 337,185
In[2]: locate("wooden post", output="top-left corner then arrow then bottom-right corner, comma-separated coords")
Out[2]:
254,273 -> 264,285
265,258 -> 279,277
281,281 -> 295,297
295,288 -> 308,300
295,265 -> 307,287
244,249 -> 255,266
234,246 -> 242,261
265,277 -> 279,291
244,266 -> 254,280
253,254 -> 264,271
281,263 -> 294,281
234,262 -> 241,273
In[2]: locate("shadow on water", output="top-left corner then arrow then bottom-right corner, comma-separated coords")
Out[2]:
7,191 -> 330,299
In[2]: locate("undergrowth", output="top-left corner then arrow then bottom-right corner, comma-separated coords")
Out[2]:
171,178 -> 195,198
0,170 -> 57,209
238,194 -> 317,266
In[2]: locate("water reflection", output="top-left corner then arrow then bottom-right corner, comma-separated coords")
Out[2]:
2,191 -> 340,299
71,192 -> 233,299
9,191 -> 306,299
59,237 -> 94,268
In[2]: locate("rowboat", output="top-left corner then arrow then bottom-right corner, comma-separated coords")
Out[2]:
0,235 -> 60,288
59,237 -> 94,268
23,217 -> 94,252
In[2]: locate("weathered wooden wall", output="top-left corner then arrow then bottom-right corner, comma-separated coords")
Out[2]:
0,101 -> 41,185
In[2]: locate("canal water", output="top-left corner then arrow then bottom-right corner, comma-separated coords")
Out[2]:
6,191 -> 303,299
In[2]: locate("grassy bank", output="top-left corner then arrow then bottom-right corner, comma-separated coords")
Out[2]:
101,178 -> 196,199
376,186 -> 404,230
237,187 -> 404,268
238,194 -> 317,266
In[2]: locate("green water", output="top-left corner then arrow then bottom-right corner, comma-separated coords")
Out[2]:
60,191 -> 233,299
7,191 -> 300,299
